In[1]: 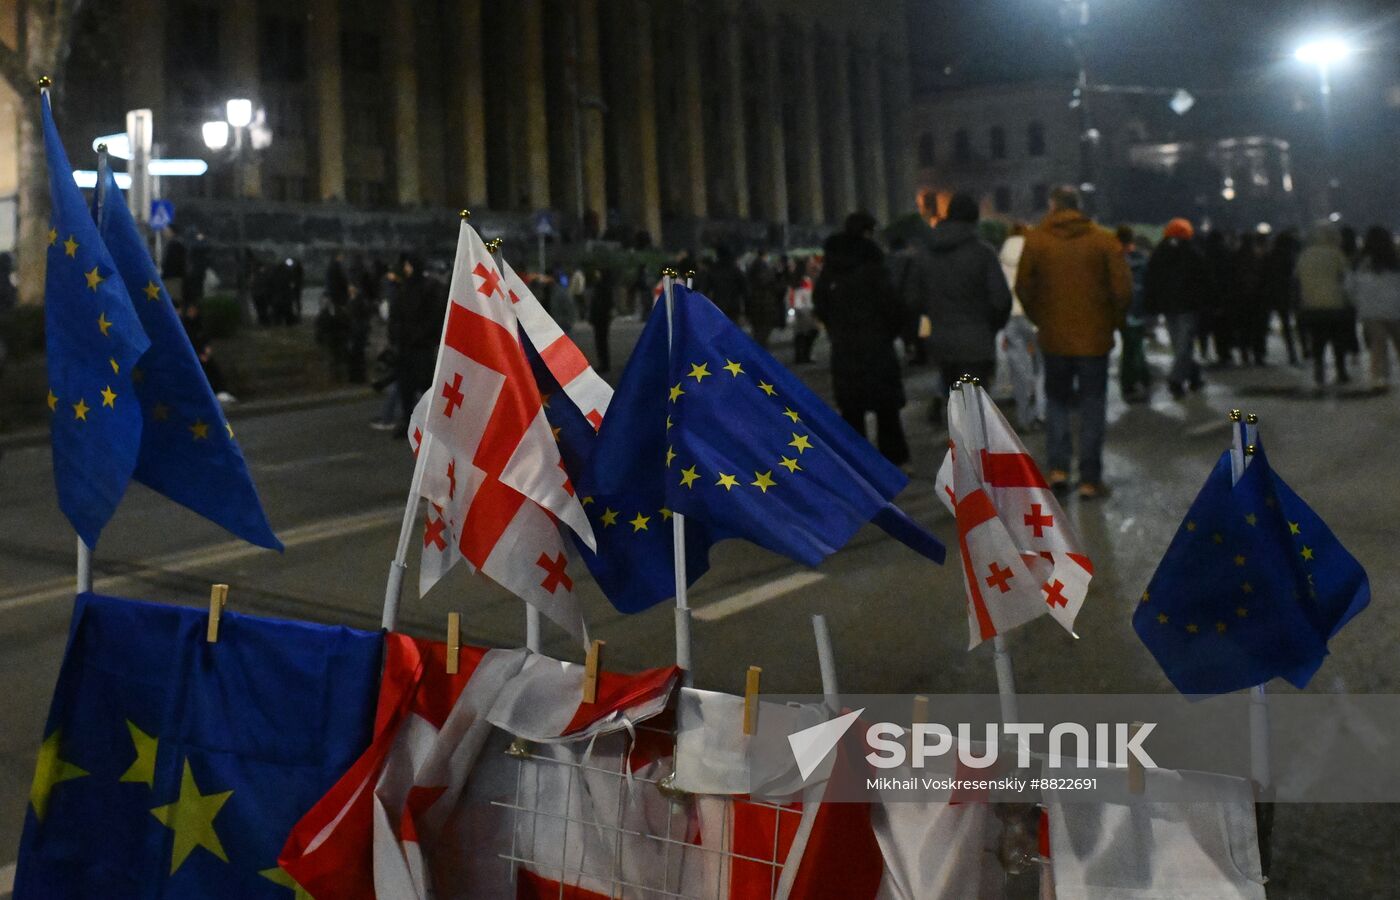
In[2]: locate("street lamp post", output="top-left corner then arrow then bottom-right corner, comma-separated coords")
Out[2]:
1061,0 -> 1098,216
1294,37 -> 1350,219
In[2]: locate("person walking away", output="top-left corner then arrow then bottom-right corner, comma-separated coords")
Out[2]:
181,303 -> 235,403
1295,223 -> 1355,388
705,245 -> 749,326
915,192 -> 1012,399
1351,226 -> 1400,391
1116,226 -> 1151,402
1015,186 -> 1132,499
813,212 -> 910,466
1200,230 -> 1235,366
1261,230 -> 1302,364
588,267 -> 616,372
389,254 -> 442,432
999,224 -> 1047,425
746,250 -> 786,349
186,231 -> 211,308
787,257 -> 820,364
1233,234 -> 1270,366
346,279 -> 373,384
1144,218 -> 1210,400
161,228 -> 187,307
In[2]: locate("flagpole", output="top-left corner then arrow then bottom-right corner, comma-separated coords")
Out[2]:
960,376 -> 1021,725
812,614 -> 840,713
75,136 -> 106,598
665,269 -> 693,679
1233,411 -> 1273,794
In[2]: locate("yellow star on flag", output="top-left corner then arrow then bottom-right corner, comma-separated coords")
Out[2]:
1241,582 -> 1254,594
1157,613 -> 1169,624
665,415 -> 673,431
779,456 -> 801,473
1236,607 -> 1249,618
152,403 -> 170,421
1186,623 -> 1199,634
1211,533 -> 1224,544
143,280 -> 161,301
723,359 -> 744,377
659,507 -> 673,520
29,729 -> 88,821
757,381 -> 776,396
260,866 -> 313,899
64,235 -> 79,257
97,312 -> 113,336
1244,513 -> 1258,526
688,362 -> 711,382
666,445 -> 676,467
782,407 -> 800,423
47,389 -> 58,411
190,419 -> 210,440
669,383 -> 685,402
72,398 -> 90,421
1288,521 -> 1301,535
1216,622 -> 1227,633
551,425 -> 562,442
150,759 -> 233,875
48,227 -> 57,246
629,512 -> 651,532
1300,545 -> 1314,561
120,720 -> 159,788
716,472 -> 739,491
85,267 -> 104,291
679,466 -> 700,488
101,385 -> 118,408
751,471 -> 776,493
1234,555 -> 1246,567
1185,520 -> 1197,532
581,496 -> 595,507
1140,590 -> 1150,603
110,357 -> 120,374
600,508 -> 619,527
788,433 -> 812,453
226,422 -> 235,439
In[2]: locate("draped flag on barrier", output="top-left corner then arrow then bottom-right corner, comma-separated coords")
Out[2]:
936,382 -> 1092,648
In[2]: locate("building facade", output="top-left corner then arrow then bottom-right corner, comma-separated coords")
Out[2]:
2,0 -> 916,257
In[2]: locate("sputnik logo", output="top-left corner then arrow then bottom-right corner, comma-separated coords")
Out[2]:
787,708 -> 864,781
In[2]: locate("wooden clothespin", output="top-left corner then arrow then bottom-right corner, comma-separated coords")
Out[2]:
446,612 -> 461,674
582,639 -> 604,704
206,584 -> 229,643
742,665 -> 762,736
1127,722 -> 1146,795
912,695 -> 929,728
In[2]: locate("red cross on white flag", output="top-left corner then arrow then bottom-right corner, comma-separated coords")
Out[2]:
935,384 -> 1093,647
408,221 -> 597,642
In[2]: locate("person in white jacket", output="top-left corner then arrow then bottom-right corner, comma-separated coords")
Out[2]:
998,225 -> 1045,430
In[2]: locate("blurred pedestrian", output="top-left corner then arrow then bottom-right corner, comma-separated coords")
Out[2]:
181,302 -> 235,403
914,192 -> 1011,395
814,212 -> 910,466
589,267 -> 616,372
346,278 -> 373,384
787,256 -> 820,365
1295,223 -> 1355,387
1351,226 -> 1400,390
1000,224 -> 1046,426
1262,230 -> 1302,365
746,250 -> 786,350
1200,230 -> 1235,366
186,230 -> 211,307
1015,186 -> 1132,499
704,245 -> 748,325
1234,234 -> 1270,366
389,253 -> 444,432
160,228 -> 187,307
1117,226 -> 1151,403
1145,218 -> 1210,399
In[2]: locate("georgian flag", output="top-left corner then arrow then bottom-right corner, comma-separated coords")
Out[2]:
411,221 -> 595,640
936,384 -> 1093,647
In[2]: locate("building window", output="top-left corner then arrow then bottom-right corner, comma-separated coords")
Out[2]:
990,126 -> 1007,160
995,186 -> 1012,213
261,14 -> 308,81
918,132 -> 935,167
1027,121 -> 1046,157
954,128 -> 971,164
1032,183 -> 1049,211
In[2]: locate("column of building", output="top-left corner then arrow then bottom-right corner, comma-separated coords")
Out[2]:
852,37 -> 889,223
752,14 -> 788,225
308,0 -> 345,201
715,0 -> 749,219
882,39 -> 916,221
389,0 -> 421,205
672,0 -> 708,221
788,24 -> 825,225
511,0 -> 550,211
448,0 -> 488,208
605,0 -> 661,242
574,0 -> 608,228
225,0 -> 262,198
822,30 -> 858,223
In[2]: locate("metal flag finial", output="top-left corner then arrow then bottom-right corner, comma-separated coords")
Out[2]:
459,209 -> 471,220
96,142 -> 108,153
1245,445 -> 1257,456
685,269 -> 696,279
36,75 -> 52,91
1246,413 -> 1259,425
484,238 -> 503,253
661,267 -> 678,278
1229,409 -> 1242,422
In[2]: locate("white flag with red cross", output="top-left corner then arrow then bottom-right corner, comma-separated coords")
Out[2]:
935,384 -> 1093,648
497,256 -> 611,430
411,221 -> 594,641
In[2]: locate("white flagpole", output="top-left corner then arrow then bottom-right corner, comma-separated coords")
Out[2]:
381,211 -> 472,631
77,140 -> 108,598
1231,410 -> 1272,794
960,376 -> 1021,725
487,241 -> 544,653
812,614 -> 840,713
666,269 -> 694,678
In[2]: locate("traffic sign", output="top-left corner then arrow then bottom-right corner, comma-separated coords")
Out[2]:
149,199 -> 174,230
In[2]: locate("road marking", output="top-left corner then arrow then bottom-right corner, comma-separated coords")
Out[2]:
693,571 -> 827,622
1184,418 -> 1232,438
254,451 -> 366,474
0,505 -> 404,615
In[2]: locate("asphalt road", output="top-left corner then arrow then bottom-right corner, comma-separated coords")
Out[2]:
1,319 -> 1397,896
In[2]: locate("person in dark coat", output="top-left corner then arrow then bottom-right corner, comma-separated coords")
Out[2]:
1233,234 -> 1270,365
813,212 -> 910,466
186,231 -> 211,307
160,229 -> 187,306
588,267 -> 616,372
745,250 -> 786,349
389,254 -> 445,431
1261,230 -> 1302,364
702,246 -> 748,324
1144,218 -> 1211,398
915,193 -> 1013,390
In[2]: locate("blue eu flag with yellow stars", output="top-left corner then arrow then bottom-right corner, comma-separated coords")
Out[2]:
1133,442 -> 1370,695
41,94 -> 150,549
526,337 -> 717,613
591,284 -> 943,579
96,167 -> 282,551
14,593 -> 382,898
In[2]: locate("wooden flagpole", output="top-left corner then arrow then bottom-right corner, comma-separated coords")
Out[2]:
664,269 -> 693,679
959,376 -> 1021,725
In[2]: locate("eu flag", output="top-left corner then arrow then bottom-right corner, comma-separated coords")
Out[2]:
591,284 -> 943,576
526,336 -> 716,613
41,95 -> 150,548
1133,444 -> 1370,695
96,168 -> 282,550
14,593 -> 382,898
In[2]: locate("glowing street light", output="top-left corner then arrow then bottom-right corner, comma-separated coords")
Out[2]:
1294,37 -> 1351,71
225,98 -> 254,129
1295,35 -> 1352,217
201,120 -> 230,151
